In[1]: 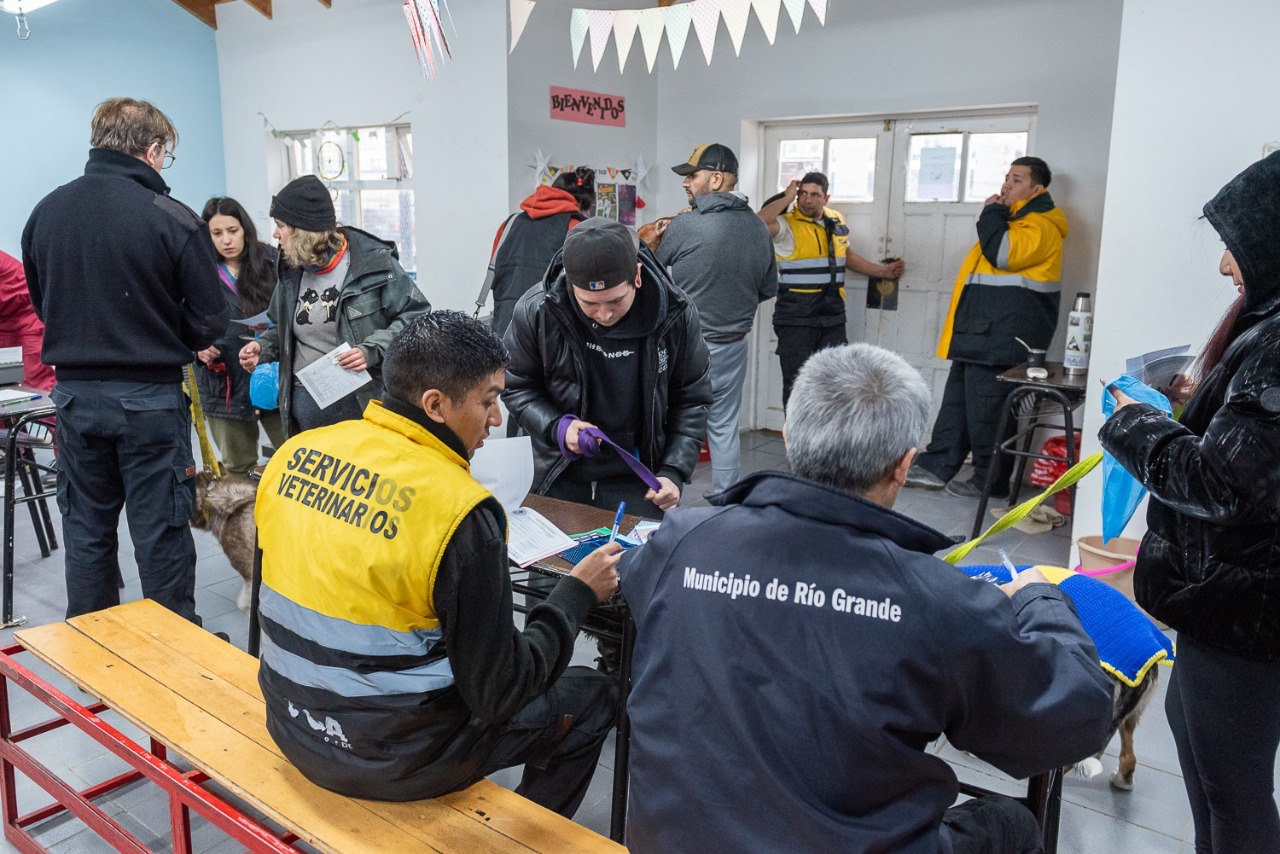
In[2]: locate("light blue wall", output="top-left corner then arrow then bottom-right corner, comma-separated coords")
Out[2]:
0,0 -> 225,256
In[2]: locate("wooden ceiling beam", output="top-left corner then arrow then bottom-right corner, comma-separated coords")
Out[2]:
238,0 -> 272,19
172,0 -> 217,28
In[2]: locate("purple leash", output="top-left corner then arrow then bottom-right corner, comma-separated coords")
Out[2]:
555,414 -> 663,491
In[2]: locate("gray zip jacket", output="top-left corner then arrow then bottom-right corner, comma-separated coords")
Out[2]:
656,191 -> 778,342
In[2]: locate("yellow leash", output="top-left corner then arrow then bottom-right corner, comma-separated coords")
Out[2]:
943,451 -> 1103,564
184,364 -> 224,479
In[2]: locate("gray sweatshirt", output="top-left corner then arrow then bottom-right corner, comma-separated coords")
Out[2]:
656,191 -> 778,342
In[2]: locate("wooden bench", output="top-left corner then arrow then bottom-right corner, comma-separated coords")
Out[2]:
3,599 -> 622,853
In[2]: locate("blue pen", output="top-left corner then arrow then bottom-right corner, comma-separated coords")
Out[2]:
608,501 -> 626,544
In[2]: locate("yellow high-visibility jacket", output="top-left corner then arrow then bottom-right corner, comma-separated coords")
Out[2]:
773,207 -> 850,327
936,190 -> 1068,364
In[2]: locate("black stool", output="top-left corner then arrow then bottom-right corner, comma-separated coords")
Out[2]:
972,364 -> 1088,539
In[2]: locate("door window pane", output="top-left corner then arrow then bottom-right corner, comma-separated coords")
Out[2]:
905,134 -> 962,202
964,132 -> 1029,202
827,138 -> 877,202
777,139 -> 824,192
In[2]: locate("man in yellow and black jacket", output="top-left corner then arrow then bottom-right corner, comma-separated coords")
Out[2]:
907,157 -> 1068,499
255,310 -> 622,815
758,172 -> 904,406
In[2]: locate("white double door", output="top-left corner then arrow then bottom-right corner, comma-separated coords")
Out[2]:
751,112 -> 1035,430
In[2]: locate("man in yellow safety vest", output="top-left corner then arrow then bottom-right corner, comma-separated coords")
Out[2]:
758,172 -> 905,407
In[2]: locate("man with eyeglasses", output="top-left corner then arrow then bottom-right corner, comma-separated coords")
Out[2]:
21,97 -> 227,625
758,172 -> 905,407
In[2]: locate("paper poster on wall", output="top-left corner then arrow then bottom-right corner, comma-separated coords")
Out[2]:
550,86 -> 626,127
917,147 -> 958,200
617,183 -> 637,226
596,183 -> 618,219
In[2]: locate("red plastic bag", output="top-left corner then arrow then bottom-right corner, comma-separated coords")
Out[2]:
1029,435 -> 1079,486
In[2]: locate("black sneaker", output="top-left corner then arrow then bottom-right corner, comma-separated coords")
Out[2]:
905,465 -> 946,490
213,631 -> 231,644
944,479 -> 982,499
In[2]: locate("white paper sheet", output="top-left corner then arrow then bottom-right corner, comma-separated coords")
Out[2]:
295,342 -> 371,409
506,506 -> 578,568
469,436 -> 534,512
231,310 -> 272,329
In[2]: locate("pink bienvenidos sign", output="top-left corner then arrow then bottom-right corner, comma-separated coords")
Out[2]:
550,86 -> 626,127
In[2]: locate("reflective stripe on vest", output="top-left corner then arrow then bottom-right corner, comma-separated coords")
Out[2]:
260,632 -> 455,697
260,584 -> 443,660
967,271 -> 1061,294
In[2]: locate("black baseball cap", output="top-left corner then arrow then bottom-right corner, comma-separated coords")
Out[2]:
671,143 -> 738,176
563,217 -> 639,292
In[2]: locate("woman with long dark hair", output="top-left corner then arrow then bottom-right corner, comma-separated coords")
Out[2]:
1100,151 -> 1280,853
199,197 -> 286,474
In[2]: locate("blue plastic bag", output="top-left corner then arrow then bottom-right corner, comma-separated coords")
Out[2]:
1101,374 -> 1173,542
250,362 -> 280,411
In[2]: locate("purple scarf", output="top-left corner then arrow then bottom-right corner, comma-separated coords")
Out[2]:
555,414 -> 663,490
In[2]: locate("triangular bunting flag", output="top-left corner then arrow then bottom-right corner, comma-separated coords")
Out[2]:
570,8 -> 589,68
751,0 -> 781,44
586,9 -> 615,72
509,0 -> 535,54
613,9 -> 639,73
690,0 -> 721,65
805,0 -> 826,25
662,3 -> 693,70
721,0 -> 751,55
637,7 -> 665,73
781,0 -> 804,33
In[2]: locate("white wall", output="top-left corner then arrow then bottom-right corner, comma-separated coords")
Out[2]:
506,1 -> 659,214
1071,0 -> 1280,546
215,0 -> 508,311
650,0 -> 1123,351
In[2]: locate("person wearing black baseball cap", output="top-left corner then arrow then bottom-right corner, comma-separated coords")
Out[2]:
240,175 -> 429,436
660,142 -> 778,495
503,217 -> 711,519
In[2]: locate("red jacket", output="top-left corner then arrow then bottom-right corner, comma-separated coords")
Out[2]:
0,251 -> 43,338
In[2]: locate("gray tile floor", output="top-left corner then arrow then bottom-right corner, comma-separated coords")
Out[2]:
0,432 -> 1219,851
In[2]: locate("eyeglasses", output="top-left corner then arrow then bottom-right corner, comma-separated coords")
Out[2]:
161,149 -> 176,170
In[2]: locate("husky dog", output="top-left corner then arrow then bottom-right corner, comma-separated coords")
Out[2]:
1073,668 -> 1160,790
190,471 -> 258,611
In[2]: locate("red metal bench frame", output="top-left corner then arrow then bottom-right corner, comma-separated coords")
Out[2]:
0,643 -> 299,853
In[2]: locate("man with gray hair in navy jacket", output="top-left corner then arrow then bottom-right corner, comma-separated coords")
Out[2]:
620,342 -> 1112,853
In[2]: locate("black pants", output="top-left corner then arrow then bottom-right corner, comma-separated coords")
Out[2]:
476,667 -> 617,817
53,380 -> 199,622
546,474 -> 664,521
1166,634 -> 1280,853
775,323 -> 847,408
941,795 -> 1043,854
916,361 -> 1015,496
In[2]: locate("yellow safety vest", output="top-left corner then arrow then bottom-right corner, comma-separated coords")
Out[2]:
774,207 -> 850,325
256,401 -> 494,635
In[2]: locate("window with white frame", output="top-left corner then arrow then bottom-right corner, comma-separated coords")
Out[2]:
905,131 -> 1028,203
282,125 -> 416,272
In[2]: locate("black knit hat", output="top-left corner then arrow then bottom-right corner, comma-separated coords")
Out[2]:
269,175 -> 337,232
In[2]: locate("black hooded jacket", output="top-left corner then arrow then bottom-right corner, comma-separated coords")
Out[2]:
1099,151 -> 1280,660
502,245 -> 712,493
